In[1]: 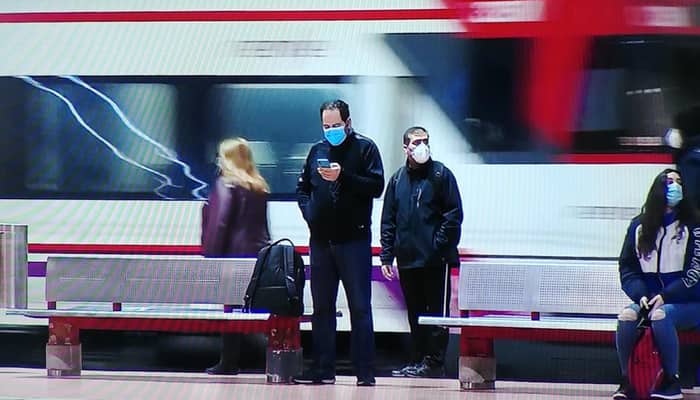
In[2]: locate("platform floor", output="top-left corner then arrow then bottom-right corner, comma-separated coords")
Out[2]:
0,368 -> 698,400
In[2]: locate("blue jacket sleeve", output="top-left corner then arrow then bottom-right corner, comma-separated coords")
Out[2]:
662,225 -> 700,303
619,219 -> 648,303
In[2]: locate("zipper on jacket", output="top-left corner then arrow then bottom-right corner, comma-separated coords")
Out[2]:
406,177 -> 422,263
657,226 -> 666,288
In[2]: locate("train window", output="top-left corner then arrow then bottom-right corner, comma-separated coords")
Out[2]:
206,84 -> 348,196
0,77 -> 351,200
385,34 -> 534,160
0,79 -> 181,199
573,35 -> 700,153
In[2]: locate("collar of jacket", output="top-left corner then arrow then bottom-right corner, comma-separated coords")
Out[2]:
406,157 -> 433,176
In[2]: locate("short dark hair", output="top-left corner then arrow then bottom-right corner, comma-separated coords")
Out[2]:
320,99 -> 350,122
403,126 -> 428,145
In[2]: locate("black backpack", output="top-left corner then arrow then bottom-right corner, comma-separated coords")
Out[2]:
243,238 -> 305,316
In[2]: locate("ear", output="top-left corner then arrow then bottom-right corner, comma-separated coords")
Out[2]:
345,117 -> 352,131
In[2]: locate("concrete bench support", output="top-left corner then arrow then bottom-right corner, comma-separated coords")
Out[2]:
47,317 -> 81,376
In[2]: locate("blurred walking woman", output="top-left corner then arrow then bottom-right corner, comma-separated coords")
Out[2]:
201,138 -> 271,375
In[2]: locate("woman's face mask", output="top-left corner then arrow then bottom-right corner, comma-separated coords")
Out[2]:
667,181 -> 683,207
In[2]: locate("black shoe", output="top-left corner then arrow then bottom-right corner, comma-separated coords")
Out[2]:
612,376 -> 635,399
293,371 -> 335,385
612,376 -> 637,400
205,362 -> 239,376
650,373 -> 683,400
391,363 -> 418,377
404,361 -> 444,378
357,377 -> 376,387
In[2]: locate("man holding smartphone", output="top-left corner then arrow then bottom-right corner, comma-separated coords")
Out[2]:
295,99 -> 384,386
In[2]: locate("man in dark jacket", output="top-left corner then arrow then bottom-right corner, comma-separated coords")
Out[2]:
380,126 -> 463,378
666,105 -> 700,212
294,99 -> 384,386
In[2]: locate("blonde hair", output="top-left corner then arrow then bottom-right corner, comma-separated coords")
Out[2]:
217,138 -> 270,194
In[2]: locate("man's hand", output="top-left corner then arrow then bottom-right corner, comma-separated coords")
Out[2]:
318,162 -> 341,182
381,264 -> 396,280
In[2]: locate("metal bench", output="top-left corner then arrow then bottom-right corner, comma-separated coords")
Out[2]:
7,256 -> 302,383
419,258 -> 700,390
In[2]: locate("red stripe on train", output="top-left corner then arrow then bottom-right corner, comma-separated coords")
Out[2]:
0,9 -> 455,23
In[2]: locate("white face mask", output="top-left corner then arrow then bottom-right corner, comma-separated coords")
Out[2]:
665,128 -> 683,149
411,143 -> 430,164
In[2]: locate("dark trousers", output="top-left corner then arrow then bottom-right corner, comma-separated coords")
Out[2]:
218,333 -> 241,367
309,235 -> 375,379
399,264 -> 451,366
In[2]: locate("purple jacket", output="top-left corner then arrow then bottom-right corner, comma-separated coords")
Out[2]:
201,177 -> 270,257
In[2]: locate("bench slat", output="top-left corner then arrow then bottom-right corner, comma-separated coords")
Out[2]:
7,308 -> 271,320
419,316 -> 618,331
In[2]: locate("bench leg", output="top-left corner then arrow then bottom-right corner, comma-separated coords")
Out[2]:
46,317 -> 82,377
265,316 -> 302,384
459,333 -> 495,390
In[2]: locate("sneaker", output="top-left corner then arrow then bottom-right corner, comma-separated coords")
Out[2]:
356,376 -> 376,386
612,376 -> 635,399
293,371 -> 335,385
650,374 -> 683,400
205,362 -> 239,376
404,361 -> 444,378
391,363 -> 418,377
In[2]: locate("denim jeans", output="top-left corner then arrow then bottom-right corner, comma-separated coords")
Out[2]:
309,234 -> 375,380
616,302 -> 700,376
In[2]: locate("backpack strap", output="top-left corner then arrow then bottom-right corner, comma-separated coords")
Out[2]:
393,166 -> 406,199
243,244 -> 273,312
428,161 -> 447,207
280,240 -> 302,306
271,238 -> 295,248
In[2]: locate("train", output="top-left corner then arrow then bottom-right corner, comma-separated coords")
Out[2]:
2,0 -> 699,330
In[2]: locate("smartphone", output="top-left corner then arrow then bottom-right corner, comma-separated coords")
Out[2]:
317,158 -> 331,168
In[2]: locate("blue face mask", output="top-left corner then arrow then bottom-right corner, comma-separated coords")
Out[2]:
324,126 -> 347,146
667,182 -> 683,207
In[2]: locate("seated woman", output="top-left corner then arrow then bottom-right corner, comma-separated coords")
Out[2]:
614,168 -> 700,400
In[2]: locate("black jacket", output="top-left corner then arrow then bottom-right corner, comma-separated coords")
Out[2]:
380,159 -> 463,269
676,148 -> 700,213
297,130 -> 384,242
